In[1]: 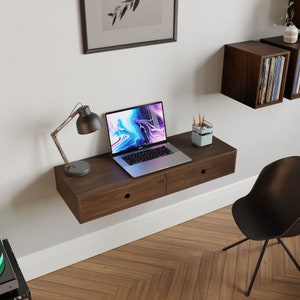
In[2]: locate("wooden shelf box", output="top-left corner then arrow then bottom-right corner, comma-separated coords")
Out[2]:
221,41 -> 290,109
261,36 -> 300,100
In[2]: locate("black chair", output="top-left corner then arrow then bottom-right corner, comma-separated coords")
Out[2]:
223,156 -> 300,296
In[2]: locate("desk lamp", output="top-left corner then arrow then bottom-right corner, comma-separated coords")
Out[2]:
51,103 -> 101,176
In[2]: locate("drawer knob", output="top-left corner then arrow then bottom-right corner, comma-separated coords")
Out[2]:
125,193 -> 131,199
201,169 -> 206,174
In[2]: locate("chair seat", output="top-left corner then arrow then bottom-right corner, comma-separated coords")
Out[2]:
232,195 -> 290,240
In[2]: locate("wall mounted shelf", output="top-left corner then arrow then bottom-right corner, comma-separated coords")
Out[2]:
261,36 -> 300,100
221,41 -> 290,108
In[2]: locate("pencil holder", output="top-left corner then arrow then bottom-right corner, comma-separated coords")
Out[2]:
192,121 -> 213,147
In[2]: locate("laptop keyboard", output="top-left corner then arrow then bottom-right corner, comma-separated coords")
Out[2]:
122,146 -> 173,166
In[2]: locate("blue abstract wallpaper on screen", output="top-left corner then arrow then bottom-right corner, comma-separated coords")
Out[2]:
106,102 -> 166,155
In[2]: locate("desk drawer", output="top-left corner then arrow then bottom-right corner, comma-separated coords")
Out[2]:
167,153 -> 236,194
79,174 -> 166,223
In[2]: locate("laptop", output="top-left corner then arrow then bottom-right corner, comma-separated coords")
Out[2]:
105,101 -> 192,177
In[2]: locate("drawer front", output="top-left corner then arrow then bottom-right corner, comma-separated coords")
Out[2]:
167,153 -> 236,194
79,175 -> 166,223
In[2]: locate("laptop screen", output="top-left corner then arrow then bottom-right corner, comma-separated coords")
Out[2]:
105,102 -> 167,155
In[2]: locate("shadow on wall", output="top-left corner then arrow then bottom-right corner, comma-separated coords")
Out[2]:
194,48 -> 224,96
0,170 -> 62,235
13,170 -> 57,210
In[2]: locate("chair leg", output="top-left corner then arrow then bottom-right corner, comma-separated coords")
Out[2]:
245,239 -> 269,297
277,238 -> 300,271
222,237 -> 249,251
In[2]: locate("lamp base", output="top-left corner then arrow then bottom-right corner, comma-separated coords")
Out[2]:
64,160 -> 91,177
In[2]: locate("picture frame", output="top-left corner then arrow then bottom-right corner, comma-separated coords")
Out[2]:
80,0 -> 178,54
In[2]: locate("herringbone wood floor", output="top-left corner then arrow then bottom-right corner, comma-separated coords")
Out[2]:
28,206 -> 300,299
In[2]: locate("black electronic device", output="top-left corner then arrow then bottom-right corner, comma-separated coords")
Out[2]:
0,239 -> 31,300
0,239 -> 19,296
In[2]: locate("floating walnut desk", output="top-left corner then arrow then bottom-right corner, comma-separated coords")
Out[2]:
54,132 -> 237,223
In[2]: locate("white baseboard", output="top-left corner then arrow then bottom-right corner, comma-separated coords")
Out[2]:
18,176 -> 256,281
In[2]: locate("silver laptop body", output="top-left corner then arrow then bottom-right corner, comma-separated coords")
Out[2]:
105,101 -> 191,177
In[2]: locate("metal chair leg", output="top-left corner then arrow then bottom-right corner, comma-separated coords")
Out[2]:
277,238 -> 300,271
222,237 -> 249,251
245,239 -> 269,297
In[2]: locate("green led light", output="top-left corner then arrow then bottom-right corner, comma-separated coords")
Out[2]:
0,252 -> 5,276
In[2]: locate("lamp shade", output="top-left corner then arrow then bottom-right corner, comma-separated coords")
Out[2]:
76,105 -> 102,134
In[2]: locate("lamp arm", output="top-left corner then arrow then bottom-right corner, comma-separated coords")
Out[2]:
51,110 -> 79,165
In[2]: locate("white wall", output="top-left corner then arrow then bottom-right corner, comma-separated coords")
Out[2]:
1,0 -> 299,279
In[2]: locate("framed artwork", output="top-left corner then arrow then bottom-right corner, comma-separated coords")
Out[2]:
80,0 -> 178,54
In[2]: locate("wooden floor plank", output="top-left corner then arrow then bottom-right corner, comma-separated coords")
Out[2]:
205,251 -> 226,300
220,245 -> 238,300
193,251 -> 214,300
180,256 -> 201,300
166,262 -> 188,300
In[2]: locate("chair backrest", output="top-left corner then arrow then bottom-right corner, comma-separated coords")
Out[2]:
248,156 -> 300,237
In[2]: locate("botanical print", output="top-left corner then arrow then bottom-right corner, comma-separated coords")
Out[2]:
108,0 -> 141,25
102,0 -> 161,31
